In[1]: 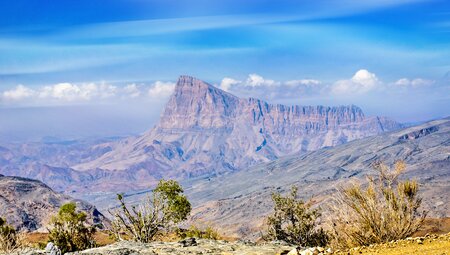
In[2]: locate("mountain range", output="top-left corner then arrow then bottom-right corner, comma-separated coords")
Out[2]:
0,75 -> 448,239
71,75 -> 401,191
0,76 -> 402,193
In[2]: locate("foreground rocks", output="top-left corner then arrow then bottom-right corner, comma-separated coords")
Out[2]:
63,239 -> 294,255
7,233 -> 450,255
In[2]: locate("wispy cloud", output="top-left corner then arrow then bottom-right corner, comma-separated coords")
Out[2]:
394,78 -> 435,87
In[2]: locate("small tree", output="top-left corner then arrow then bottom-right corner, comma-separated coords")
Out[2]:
331,161 -> 427,249
0,217 -> 21,253
110,179 -> 191,243
265,186 -> 328,247
48,203 -> 96,253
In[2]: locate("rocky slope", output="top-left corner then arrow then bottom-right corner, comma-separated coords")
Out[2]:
179,117 -> 450,238
88,117 -> 449,239
0,175 -> 108,231
73,75 -> 401,191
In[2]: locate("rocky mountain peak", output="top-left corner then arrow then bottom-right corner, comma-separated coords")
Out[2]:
159,75 -> 241,129
72,76 -> 402,188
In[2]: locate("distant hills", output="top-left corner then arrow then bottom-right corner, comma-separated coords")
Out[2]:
0,174 -> 108,231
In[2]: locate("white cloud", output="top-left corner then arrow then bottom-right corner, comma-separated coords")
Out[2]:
220,77 -> 241,91
1,81 -> 180,106
123,84 -> 141,98
331,69 -> 380,95
218,74 -> 324,100
285,79 -> 321,87
246,74 -> 279,87
148,81 -> 176,98
37,82 -> 117,101
394,78 -> 435,87
2,85 -> 35,100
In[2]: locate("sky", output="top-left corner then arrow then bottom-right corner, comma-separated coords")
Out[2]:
0,0 -> 449,141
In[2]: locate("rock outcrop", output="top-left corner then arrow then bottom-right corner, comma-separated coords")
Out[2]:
73,75 -> 401,191
0,175 -> 108,231
65,239 -> 296,255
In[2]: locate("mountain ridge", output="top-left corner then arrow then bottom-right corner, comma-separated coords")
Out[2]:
69,75 -> 402,191
0,75 -> 402,193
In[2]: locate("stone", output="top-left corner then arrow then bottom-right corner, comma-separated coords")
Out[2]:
61,239 -> 296,255
178,237 -> 197,247
286,247 -> 299,255
45,242 -> 61,255
300,249 -> 313,255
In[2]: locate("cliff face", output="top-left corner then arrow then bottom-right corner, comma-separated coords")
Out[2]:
73,76 -> 402,190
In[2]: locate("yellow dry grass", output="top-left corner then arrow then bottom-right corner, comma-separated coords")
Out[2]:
335,232 -> 450,255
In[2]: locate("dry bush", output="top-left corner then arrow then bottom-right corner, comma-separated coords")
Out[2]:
0,217 -> 23,253
330,161 -> 427,249
264,186 -> 329,247
109,179 -> 191,243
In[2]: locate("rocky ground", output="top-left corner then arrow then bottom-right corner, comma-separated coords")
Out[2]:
8,233 -> 450,255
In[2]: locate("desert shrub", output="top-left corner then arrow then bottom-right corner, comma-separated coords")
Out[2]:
264,186 -> 329,247
330,161 -> 427,249
178,225 -> 221,240
0,217 -> 22,253
48,203 -> 96,253
110,179 -> 191,243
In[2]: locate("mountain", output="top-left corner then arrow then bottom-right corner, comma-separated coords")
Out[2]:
0,174 -> 108,231
177,117 -> 449,238
72,75 -> 401,191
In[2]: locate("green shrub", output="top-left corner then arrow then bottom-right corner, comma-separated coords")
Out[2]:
48,203 -> 96,253
110,179 -> 192,243
0,217 -> 21,253
330,161 -> 426,249
264,186 -> 329,247
178,225 -> 221,240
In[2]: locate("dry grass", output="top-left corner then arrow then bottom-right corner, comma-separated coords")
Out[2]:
330,161 -> 426,249
414,218 -> 450,237
22,231 -> 115,248
334,232 -> 450,255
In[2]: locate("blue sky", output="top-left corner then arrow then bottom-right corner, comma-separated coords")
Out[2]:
0,0 -> 449,141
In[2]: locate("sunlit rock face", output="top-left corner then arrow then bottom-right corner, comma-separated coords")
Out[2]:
74,75 -> 401,188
